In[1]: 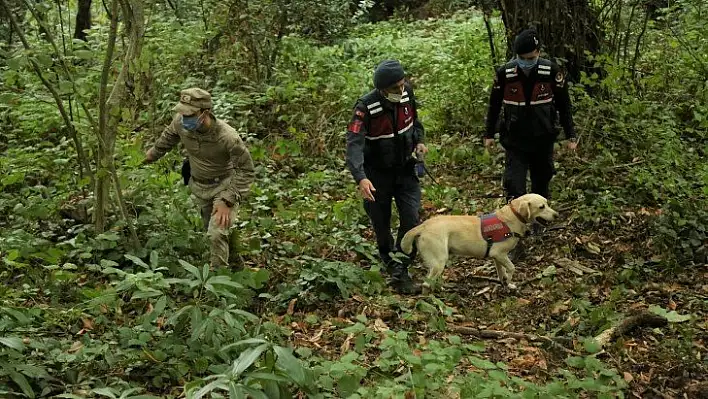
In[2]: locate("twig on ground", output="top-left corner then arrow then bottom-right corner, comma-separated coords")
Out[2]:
594,310 -> 668,347
449,324 -> 580,356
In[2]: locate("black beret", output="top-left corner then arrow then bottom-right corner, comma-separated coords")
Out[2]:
373,60 -> 405,90
514,29 -> 540,54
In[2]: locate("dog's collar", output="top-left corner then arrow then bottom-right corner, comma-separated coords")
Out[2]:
510,206 -> 528,224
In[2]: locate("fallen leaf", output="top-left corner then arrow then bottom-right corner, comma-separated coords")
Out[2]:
287,299 -> 297,315
68,341 -> 84,354
552,302 -> 568,315
82,318 -> 94,330
623,372 -> 634,383
517,298 -> 531,306
340,334 -> 353,354
373,318 -> 389,333
668,299 -> 677,311
586,242 -> 602,255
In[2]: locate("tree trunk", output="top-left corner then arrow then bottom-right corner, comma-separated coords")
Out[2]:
95,0 -> 143,248
74,0 -> 92,41
498,0 -> 603,82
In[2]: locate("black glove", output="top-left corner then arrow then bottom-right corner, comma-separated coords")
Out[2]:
181,158 -> 191,185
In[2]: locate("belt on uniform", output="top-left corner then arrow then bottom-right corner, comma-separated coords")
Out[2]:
190,175 -> 230,185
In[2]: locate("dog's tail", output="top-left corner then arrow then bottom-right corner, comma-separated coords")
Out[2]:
401,223 -> 425,256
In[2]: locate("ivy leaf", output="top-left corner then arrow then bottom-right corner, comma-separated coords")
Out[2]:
648,305 -> 692,323
582,337 -> 602,354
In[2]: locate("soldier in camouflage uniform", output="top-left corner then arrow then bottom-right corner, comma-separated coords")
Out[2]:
144,88 -> 255,268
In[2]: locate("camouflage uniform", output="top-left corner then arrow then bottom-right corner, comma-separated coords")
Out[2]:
148,88 -> 255,268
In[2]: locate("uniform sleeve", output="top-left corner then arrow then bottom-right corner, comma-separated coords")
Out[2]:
148,114 -> 182,160
216,132 -> 255,207
485,67 -> 505,139
345,103 -> 368,184
551,65 -> 576,139
407,84 -> 425,144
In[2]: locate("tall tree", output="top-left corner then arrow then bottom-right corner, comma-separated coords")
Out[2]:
498,0 -> 603,80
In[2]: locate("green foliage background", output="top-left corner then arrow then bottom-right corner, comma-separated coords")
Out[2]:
0,0 -> 705,397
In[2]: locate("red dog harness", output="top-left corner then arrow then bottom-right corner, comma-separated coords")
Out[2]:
480,212 -> 524,257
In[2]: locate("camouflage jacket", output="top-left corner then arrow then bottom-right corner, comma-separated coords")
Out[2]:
149,114 -> 255,206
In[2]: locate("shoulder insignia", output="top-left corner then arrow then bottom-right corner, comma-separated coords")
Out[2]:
348,119 -> 363,134
555,72 -> 564,83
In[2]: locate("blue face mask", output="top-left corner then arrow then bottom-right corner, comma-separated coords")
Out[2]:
181,115 -> 200,131
517,57 -> 539,72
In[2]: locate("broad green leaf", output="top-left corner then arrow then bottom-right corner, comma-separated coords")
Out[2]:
7,56 -> 25,70
232,343 -> 269,377
9,371 -> 34,398
4,308 -> 31,324
648,305 -> 692,323
0,337 -> 25,351
193,379 -> 229,399
91,387 -> 118,398
206,275 -> 244,289
274,345 -> 309,386
131,289 -> 163,300
221,337 -> 270,352
74,49 -> 93,60
244,372 -> 291,383
167,305 -> 192,325
179,259 -> 201,280
0,92 -> 18,104
241,386 -> 269,399
35,53 -> 53,67
583,338 -> 602,354
125,254 -> 150,269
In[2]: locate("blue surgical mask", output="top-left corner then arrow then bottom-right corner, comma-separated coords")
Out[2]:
517,57 -> 538,72
181,115 -> 200,131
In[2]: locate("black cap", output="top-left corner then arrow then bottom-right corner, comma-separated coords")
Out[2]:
514,29 -> 540,55
373,60 -> 405,90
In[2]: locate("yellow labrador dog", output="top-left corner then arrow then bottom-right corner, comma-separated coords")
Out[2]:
400,194 -> 558,292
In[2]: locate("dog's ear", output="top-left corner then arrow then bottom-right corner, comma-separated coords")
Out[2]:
522,200 -> 533,221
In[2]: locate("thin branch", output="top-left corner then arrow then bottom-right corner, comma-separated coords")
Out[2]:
99,0 -> 118,143
483,12 -> 497,66
668,25 -> 708,80
1,0 -> 93,183
21,0 -> 98,133
449,324 -> 580,355
630,10 -> 650,79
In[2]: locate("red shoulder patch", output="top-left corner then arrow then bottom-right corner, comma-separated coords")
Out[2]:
348,119 -> 363,134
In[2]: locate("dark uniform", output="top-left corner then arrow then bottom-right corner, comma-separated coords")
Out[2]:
485,32 -> 576,202
346,60 -> 425,294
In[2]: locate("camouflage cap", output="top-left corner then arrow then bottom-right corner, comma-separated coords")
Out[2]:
173,87 -> 212,115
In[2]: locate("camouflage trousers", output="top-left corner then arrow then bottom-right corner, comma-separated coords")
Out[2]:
189,178 -> 238,268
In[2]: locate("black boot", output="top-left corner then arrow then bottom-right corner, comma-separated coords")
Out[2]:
508,240 -> 526,262
386,260 -> 421,295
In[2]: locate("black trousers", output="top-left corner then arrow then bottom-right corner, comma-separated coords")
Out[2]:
363,167 -> 421,265
503,142 -> 556,201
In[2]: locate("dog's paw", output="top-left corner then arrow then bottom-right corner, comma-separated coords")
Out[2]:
421,282 -> 432,295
